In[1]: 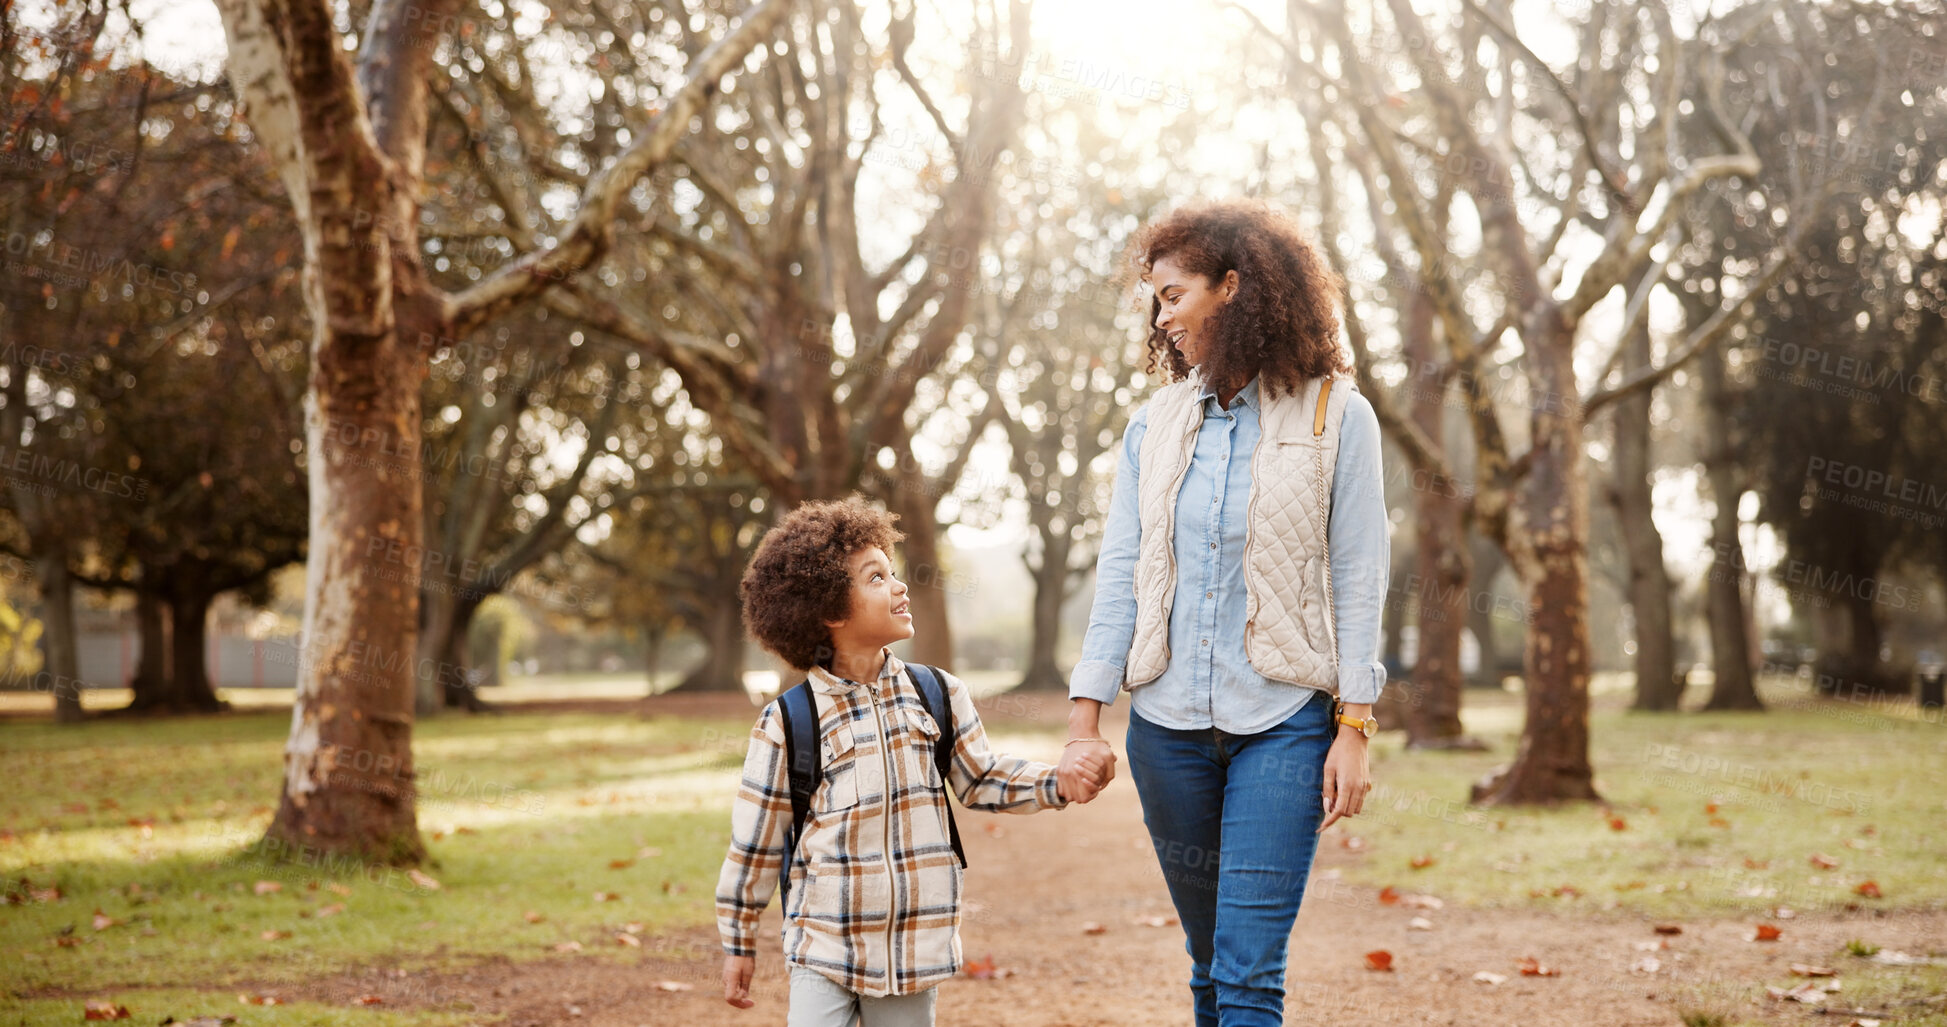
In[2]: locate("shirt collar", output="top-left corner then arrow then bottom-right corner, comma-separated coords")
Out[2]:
1195,372 -> 1261,413
806,646 -> 905,695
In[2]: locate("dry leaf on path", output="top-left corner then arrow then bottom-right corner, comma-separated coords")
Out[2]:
1364,950 -> 1394,972
1789,964 -> 1836,977
406,870 -> 442,891
82,1000 -> 130,1020
1516,957 -> 1559,977
252,881 -> 282,896
652,981 -> 693,992
1753,924 -> 1783,942
1472,971 -> 1507,985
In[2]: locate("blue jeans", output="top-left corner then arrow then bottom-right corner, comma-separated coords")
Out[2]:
1125,695 -> 1335,1027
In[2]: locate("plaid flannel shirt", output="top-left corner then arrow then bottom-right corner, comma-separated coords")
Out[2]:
715,648 -> 1067,997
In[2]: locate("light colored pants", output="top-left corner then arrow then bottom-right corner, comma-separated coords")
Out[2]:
786,966 -> 937,1027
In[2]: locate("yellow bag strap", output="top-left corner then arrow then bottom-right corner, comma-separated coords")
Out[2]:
1313,377 -> 1333,437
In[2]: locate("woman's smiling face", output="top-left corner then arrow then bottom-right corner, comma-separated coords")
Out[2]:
1148,254 -> 1237,370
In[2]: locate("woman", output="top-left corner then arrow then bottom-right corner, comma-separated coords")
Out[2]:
1057,199 -> 1389,1027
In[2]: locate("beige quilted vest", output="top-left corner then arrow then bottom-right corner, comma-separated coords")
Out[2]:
1124,372 -> 1354,692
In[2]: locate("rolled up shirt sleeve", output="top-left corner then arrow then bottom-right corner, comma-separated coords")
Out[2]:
1328,393 -> 1391,705
1068,406 -> 1149,707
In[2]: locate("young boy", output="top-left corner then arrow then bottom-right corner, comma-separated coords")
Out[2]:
716,496 -> 1111,1024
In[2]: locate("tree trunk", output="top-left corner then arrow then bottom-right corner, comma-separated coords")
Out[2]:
263,332 -> 430,866
34,546 -> 85,724
1016,535 -> 1071,691
439,596 -> 490,711
678,595 -> 749,692
1611,310 -> 1681,712
1406,506 -> 1477,748
416,586 -> 462,715
891,485 -> 955,671
1822,588 -> 1891,695
1699,343 -> 1763,711
167,587 -> 230,713
126,587 -> 173,711
1473,318 -> 1601,806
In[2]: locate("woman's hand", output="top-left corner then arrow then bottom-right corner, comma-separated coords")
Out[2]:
1059,743 -> 1116,802
722,954 -> 755,1008
1316,730 -> 1372,833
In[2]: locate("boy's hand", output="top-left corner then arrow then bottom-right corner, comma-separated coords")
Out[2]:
1059,746 -> 1116,803
722,954 -> 755,1008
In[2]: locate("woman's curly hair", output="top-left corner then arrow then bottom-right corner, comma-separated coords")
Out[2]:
1122,198 -> 1351,399
740,495 -> 906,671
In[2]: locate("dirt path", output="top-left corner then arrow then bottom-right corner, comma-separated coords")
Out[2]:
222,703 -> 1939,1026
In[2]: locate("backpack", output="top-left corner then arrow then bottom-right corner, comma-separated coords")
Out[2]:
772,663 -> 967,905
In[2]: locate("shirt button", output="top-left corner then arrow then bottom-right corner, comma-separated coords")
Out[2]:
1209,542 -> 1217,550
1206,591 -> 1214,598
1201,639 -> 1209,646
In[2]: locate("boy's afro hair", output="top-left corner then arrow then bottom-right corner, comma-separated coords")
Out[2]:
740,495 -> 905,671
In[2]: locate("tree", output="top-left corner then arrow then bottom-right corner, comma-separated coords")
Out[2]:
209,0 -> 789,863
1248,0 -> 1879,802
516,0 -> 1034,671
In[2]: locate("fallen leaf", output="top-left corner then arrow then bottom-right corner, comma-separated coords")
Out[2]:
1652,923 -> 1682,935
1854,880 -> 1882,898
406,870 -> 442,891
1377,886 -> 1401,906
1081,922 -> 1107,935
1473,970 -> 1507,984
1408,916 -> 1433,931
1398,892 -> 1444,909
1753,924 -> 1783,942
316,903 -> 345,917
1809,853 -> 1840,870
1632,956 -> 1661,974
1744,859 -> 1769,870
259,930 -> 290,941
608,859 -> 635,870
660,881 -> 686,895
1516,957 -> 1559,977
92,910 -> 116,930
1364,950 -> 1394,972
1409,855 -> 1436,869
253,881 -> 282,895
552,941 -> 583,953
652,981 -> 693,992
350,995 -> 384,1006
237,993 -> 282,1006
615,933 -> 641,947
963,954 -> 1015,979
82,1000 -> 130,1020
1789,964 -> 1836,977
523,911 -> 545,923
1705,802 -> 1719,813
1132,915 -> 1177,927
593,891 -> 621,902
1608,816 -> 1627,831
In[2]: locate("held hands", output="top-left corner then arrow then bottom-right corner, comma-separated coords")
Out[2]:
1057,741 -> 1116,803
722,954 -> 755,1009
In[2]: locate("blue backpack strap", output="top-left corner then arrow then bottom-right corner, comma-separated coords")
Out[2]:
773,679 -> 819,905
905,663 -> 967,869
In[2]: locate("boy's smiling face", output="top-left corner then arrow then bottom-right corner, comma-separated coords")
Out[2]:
823,546 -> 914,659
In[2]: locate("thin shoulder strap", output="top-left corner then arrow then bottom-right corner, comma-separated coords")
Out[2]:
774,680 -> 819,903
905,663 -> 968,869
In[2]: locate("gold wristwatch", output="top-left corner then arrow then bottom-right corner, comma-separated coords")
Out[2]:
1332,698 -> 1378,738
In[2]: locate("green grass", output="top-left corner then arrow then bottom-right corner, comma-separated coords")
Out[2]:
1342,676 -> 1947,917
0,698 -> 1068,1019
0,709 -> 759,1000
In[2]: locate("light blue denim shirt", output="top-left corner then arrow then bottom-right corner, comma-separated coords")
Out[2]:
1068,375 -> 1391,734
